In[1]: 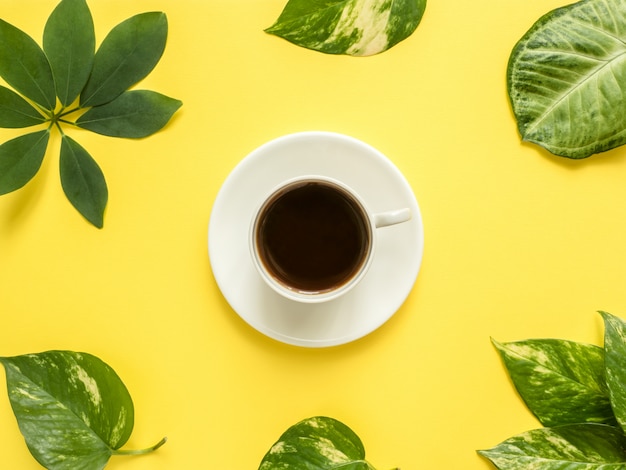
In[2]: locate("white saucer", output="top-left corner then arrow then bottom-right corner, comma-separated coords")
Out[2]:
208,131 -> 424,347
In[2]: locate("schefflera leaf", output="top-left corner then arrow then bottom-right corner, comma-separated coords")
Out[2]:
0,351 -> 162,470
508,0 -> 626,159
492,338 -> 615,427
478,423 -> 626,470
600,311 -> 626,431
0,130 -> 50,195
265,0 -> 426,56
60,135 -> 108,229
0,86 -> 46,128
80,12 -> 168,108
43,0 -> 95,107
259,416 -> 372,470
76,90 -> 182,138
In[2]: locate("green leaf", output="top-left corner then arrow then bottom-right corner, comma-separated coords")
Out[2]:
0,85 -> 46,128
478,423 -> 626,469
80,12 -> 168,108
265,0 -> 426,56
600,311 -> 626,431
60,135 -> 108,228
43,0 -> 95,107
76,90 -> 182,138
0,130 -> 49,195
0,351 -> 133,470
259,416 -> 371,470
492,338 -> 615,427
0,18 -> 56,110
507,0 -> 626,159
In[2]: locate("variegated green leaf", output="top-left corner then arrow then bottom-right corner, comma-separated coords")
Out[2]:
265,0 -> 426,56
0,351 -> 134,470
259,416 -> 374,470
60,135 -> 108,229
0,130 -> 49,195
80,12 -> 168,108
508,0 -> 626,159
478,423 -> 626,469
43,0 -> 95,107
76,90 -> 182,138
0,86 -> 46,128
493,338 -> 615,427
601,311 -> 626,431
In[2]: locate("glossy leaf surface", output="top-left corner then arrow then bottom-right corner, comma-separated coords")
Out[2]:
60,135 -> 108,228
0,86 -> 46,128
265,0 -> 426,56
76,90 -> 182,138
0,18 -> 56,110
0,130 -> 49,195
508,0 -> 626,158
259,416 -> 369,469
0,351 -> 134,470
43,0 -> 95,106
493,338 -> 615,426
601,311 -> 626,431
80,12 -> 168,108
478,423 -> 626,469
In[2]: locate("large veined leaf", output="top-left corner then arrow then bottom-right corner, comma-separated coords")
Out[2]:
60,135 -> 108,228
76,90 -> 182,138
508,0 -> 626,159
0,18 -> 56,110
80,12 -> 168,108
478,423 -> 626,469
259,416 -> 371,469
600,311 -> 626,431
0,130 -> 50,195
43,0 -> 95,107
0,86 -> 46,128
265,0 -> 426,56
492,338 -> 615,427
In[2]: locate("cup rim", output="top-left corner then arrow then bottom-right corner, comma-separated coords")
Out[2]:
249,175 -> 376,303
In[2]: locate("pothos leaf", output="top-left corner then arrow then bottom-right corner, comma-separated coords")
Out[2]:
600,311 -> 626,431
43,0 -> 95,107
0,86 -> 46,128
492,338 -> 615,427
60,135 -> 108,229
76,90 -> 182,138
259,416 -> 372,470
507,0 -> 626,159
478,423 -> 626,470
265,0 -> 426,56
0,130 -> 50,195
0,18 -> 56,110
80,12 -> 168,108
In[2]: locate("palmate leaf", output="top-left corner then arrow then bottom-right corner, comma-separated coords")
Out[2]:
600,311 -> 626,431
507,0 -> 626,159
43,0 -> 95,107
0,351 -> 134,470
0,18 -> 56,111
259,416 -> 370,470
0,130 -> 50,195
80,12 -> 168,108
265,0 -> 426,56
76,90 -> 182,138
0,86 -> 46,128
478,423 -> 626,470
492,338 -> 616,427
60,135 -> 108,228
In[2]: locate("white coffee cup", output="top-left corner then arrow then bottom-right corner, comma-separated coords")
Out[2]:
249,175 -> 411,303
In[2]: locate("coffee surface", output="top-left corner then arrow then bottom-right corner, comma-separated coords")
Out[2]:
257,181 -> 370,293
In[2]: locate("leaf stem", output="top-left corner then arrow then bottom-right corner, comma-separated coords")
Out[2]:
112,436 -> 167,456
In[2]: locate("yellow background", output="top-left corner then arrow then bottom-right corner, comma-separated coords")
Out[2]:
1,0 -> 625,468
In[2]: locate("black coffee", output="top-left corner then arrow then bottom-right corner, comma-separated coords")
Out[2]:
256,181 -> 371,293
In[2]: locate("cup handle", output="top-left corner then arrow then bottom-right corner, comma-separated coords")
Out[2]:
373,208 -> 411,228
